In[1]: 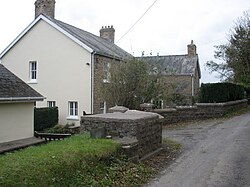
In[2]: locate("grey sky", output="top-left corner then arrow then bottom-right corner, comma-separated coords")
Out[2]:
0,0 -> 249,83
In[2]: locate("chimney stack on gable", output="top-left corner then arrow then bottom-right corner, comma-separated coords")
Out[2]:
100,25 -> 115,43
35,0 -> 56,19
187,40 -> 197,57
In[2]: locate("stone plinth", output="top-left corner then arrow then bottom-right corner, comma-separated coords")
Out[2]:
80,110 -> 162,159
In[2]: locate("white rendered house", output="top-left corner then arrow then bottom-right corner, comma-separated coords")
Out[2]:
0,64 -> 44,143
0,1 -> 130,126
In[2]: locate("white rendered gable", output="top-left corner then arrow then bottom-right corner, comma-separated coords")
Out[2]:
0,15 -> 93,59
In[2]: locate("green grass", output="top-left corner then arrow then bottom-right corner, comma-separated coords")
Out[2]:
223,105 -> 250,118
162,138 -> 182,152
0,134 -> 153,187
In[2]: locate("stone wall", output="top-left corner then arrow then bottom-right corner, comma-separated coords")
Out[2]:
160,75 -> 193,105
80,112 -> 162,158
93,54 -> 120,114
154,99 -> 248,125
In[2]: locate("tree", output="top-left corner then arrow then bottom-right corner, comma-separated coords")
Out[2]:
101,58 -> 167,109
206,10 -> 250,86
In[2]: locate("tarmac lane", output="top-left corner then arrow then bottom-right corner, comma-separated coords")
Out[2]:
147,112 -> 250,187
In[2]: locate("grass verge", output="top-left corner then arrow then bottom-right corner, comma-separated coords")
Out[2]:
0,134 -> 153,187
223,105 -> 250,118
142,138 -> 182,180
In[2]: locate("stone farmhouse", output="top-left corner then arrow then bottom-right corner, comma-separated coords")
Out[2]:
0,0 -> 201,126
139,41 -> 201,107
0,0 -> 131,126
0,64 -> 44,143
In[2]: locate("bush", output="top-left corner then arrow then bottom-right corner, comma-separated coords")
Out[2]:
34,107 -> 58,131
199,83 -> 245,103
45,124 -> 74,134
244,86 -> 250,97
170,93 -> 186,106
244,86 -> 250,104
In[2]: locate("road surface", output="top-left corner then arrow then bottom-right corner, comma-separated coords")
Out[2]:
148,112 -> 250,187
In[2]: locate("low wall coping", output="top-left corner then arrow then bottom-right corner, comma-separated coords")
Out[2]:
176,106 -> 198,110
153,108 -> 177,113
81,110 -> 161,121
195,99 -> 248,107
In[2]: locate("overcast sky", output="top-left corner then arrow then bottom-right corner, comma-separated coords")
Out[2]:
0,0 -> 249,83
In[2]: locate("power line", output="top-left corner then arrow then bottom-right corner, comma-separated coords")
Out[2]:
117,0 -> 159,43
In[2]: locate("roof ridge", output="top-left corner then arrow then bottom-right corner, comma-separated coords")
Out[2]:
139,54 -> 189,58
54,19 -> 99,39
52,19 -> 132,60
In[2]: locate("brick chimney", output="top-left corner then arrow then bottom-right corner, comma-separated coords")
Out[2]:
187,40 -> 197,57
100,26 -> 115,43
35,0 -> 56,19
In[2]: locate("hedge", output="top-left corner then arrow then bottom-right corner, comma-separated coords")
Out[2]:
34,107 -> 58,131
244,86 -> 250,104
244,86 -> 250,97
199,83 -> 245,103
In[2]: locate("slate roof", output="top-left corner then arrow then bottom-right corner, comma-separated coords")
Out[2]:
0,64 -> 44,102
0,15 -> 132,61
139,55 -> 201,78
50,17 -> 132,60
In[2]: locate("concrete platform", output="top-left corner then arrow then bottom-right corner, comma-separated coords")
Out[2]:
0,137 -> 46,154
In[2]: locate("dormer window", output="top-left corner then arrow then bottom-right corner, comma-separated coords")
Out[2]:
29,61 -> 37,83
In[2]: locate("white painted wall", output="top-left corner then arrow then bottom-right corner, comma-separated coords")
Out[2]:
0,102 -> 34,143
1,20 -> 92,126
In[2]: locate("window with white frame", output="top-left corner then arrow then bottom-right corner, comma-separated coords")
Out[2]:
99,101 -> 106,114
69,101 -> 78,116
29,61 -> 37,81
103,62 -> 111,83
47,101 -> 56,108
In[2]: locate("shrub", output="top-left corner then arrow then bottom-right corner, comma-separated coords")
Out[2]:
244,85 -> 250,104
199,83 -> 245,103
34,107 -> 58,131
170,93 -> 186,106
44,124 -> 75,134
244,86 -> 250,97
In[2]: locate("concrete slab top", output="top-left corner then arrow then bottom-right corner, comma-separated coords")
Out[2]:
83,110 -> 163,120
0,137 -> 45,154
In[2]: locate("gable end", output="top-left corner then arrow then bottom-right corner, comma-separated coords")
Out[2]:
0,15 -> 93,59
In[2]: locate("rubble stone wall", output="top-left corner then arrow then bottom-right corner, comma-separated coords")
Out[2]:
80,114 -> 162,158
154,99 -> 248,125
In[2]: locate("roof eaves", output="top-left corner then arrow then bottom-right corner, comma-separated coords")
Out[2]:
0,96 -> 45,103
196,55 -> 201,78
163,73 -> 193,76
52,20 -> 132,60
95,51 -> 130,61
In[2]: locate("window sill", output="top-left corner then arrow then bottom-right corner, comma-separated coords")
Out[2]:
66,116 -> 79,120
27,80 -> 38,84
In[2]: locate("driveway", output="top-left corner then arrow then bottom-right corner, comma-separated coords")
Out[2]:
148,112 -> 250,187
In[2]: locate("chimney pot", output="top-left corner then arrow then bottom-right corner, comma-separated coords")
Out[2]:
187,40 -> 197,57
100,25 -> 115,43
35,0 -> 56,19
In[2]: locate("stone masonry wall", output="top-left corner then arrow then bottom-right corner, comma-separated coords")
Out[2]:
160,75 -> 193,105
80,114 -> 162,158
93,55 -> 120,114
154,99 -> 248,125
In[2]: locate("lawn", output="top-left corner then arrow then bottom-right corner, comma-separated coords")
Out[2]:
0,134 -> 153,187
